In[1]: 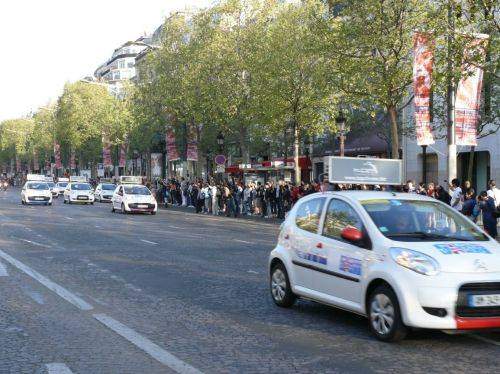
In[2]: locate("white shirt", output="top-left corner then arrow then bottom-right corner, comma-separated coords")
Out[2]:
450,187 -> 463,211
487,187 -> 500,207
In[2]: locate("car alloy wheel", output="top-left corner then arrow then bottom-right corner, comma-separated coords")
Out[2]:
368,285 -> 407,342
270,263 -> 296,308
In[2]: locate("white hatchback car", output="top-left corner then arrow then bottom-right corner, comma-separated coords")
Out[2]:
95,183 -> 116,202
269,191 -> 500,342
63,182 -> 95,204
111,184 -> 157,215
21,181 -> 53,205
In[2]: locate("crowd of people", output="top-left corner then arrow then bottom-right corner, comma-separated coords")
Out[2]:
150,176 -> 499,238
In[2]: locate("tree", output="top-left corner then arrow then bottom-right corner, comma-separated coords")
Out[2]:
326,0 -> 433,159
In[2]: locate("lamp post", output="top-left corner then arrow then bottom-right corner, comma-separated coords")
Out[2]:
217,132 -> 225,153
336,112 -> 347,157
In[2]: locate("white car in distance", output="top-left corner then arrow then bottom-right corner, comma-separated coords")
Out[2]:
95,183 -> 116,202
111,184 -> 157,215
21,181 -> 52,205
269,191 -> 500,342
63,182 -> 95,204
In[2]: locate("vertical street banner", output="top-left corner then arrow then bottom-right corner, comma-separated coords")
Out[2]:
33,153 -> 40,171
102,137 -> 113,168
15,157 -> 21,172
186,122 -> 199,162
150,153 -> 162,177
455,34 -> 489,146
70,150 -> 76,170
166,127 -> 180,161
119,143 -> 127,168
54,142 -> 62,169
45,159 -> 50,172
413,33 -> 435,145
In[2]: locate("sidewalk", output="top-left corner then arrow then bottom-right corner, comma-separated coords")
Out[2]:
160,204 -> 284,225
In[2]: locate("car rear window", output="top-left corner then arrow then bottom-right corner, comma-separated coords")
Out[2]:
295,198 -> 326,234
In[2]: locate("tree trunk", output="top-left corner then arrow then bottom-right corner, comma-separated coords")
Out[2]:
293,121 -> 301,184
388,105 -> 399,159
467,146 -> 475,185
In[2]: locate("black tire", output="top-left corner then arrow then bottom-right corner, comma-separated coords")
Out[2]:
270,263 -> 296,308
111,205 -> 115,213
121,204 -> 126,214
48,202 -> 52,206
151,211 -> 156,215
91,202 -> 94,205
368,285 -> 408,342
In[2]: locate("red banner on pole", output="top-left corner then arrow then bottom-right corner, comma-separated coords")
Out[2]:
54,142 -> 62,169
186,123 -> 198,162
33,153 -> 40,171
455,34 -> 489,146
119,143 -> 127,168
166,127 -> 180,161
413,33 -> 435,146
102,138 -> 113,167
70,150 -> 76,170
16,157 -> 21,172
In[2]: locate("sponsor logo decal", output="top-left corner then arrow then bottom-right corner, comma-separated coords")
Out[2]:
339,255 -> 362,276
434,243 -> 491,255
296,250 -> 327,265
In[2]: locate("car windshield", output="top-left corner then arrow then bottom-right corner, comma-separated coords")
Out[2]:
27,182 -> 49,190
47,182 -> 55,188
124,186 -> 150,195
361,199 -> 488,242
72,183 -> 92,191
102,184 -> 116,191
58,183 -> 67,188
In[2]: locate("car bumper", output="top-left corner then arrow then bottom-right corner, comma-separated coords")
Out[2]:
395,271 -> 500,330
69,197 -> 95,203
125,203 -> 157,213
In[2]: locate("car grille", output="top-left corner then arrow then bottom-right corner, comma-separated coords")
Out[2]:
456,282 -> 500,318
129,203 -> 154,209
28,196 -> 50,201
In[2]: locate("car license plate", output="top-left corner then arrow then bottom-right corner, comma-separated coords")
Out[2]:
138,204 -> 148,208
35,197 -> 43,201
468,294 -> 500,307
78,196 -> 87,200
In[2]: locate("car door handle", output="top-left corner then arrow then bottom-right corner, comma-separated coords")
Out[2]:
284,234 -> 290,240
316,243 -> 323,249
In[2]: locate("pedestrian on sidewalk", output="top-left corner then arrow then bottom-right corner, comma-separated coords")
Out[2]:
478,191 -> 498,239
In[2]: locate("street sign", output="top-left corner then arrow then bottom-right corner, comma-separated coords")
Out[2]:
215,155 -> 226,165
328,156 -> 403,185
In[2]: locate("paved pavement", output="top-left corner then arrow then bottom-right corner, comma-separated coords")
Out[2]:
0,188 -> 499,374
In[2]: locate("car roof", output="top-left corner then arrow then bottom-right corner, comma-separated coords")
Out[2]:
301,191 -> 437,203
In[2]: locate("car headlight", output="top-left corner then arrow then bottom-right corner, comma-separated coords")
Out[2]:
389,247 -> 440,276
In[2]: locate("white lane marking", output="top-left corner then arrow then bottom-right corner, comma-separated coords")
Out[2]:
46,363 -> 74,374
64,216 -> 74,220
19,239 -> 51,248
93,313 -> 202,374
140,239 -> 158,245
0,250 -> 93,311
24,227 -> 33,232
168,225 -> 182,229
234,239 -> 252,244
470,334 -> 500,346
247,270 -> 259,274
0,260 -> 8,276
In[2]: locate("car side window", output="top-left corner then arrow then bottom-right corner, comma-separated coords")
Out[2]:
295,198 -> 326,234
323,199 -> 366,245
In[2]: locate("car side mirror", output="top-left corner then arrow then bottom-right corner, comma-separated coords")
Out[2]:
341,227 -> 363,243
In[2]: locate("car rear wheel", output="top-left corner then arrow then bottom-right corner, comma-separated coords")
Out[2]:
270,263 -> 296,308
368,285 -> 407,342
151,211 -> 156,215
121,204 -> 126,214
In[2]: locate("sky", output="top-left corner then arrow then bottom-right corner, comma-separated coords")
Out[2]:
0,0 -> 212,122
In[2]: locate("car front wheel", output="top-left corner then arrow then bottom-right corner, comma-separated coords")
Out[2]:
270,263 -> 296,308
121,204 -> 126,214
368,285 -> 407,342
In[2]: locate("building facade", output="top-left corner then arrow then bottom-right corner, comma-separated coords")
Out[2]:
94,36 -> 152,98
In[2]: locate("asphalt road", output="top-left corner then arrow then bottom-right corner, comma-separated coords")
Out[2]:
0,188 -> 499,374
